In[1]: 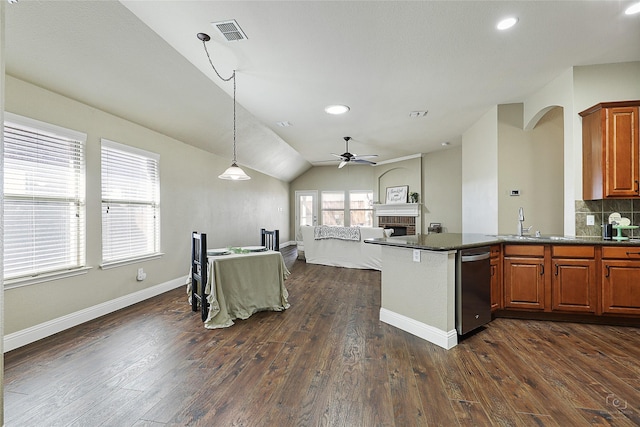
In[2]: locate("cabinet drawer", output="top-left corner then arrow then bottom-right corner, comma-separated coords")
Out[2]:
552,245 -> 595,258
602,246 -> 640,259
504,245 -> 544,257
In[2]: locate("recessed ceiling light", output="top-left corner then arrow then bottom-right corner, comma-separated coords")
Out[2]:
441,142 -> 450,146
497,17 -> 518,30
625,2 -> 640,15
324,105 -> 350,115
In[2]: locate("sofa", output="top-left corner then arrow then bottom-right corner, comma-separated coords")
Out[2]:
300,225 -> 389,270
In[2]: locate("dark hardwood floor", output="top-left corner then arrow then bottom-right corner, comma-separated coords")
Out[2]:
4,246 -> 640,426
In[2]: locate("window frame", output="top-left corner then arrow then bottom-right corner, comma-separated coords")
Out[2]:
3,113 -> 88,288
320,191 -> 346,227
348,190 -> 374,227
100,138 -> 162,268
320,190 -> 375,227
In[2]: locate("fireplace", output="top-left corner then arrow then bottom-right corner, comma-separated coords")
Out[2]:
386,226 -> 407,236
378,216 -> 416,236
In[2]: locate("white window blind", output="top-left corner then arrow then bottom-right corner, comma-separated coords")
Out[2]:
101,139 -> 160,264
349,190 -> 373,227
321,191 -> 345,226
3,114 -> 86,281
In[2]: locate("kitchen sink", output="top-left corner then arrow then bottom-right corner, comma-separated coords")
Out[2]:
494,235 -> 576,241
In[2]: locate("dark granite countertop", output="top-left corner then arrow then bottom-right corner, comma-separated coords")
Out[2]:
364,233 -> 640,251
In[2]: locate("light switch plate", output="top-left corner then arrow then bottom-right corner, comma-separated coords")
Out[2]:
586,215 -> 595,226
413,249 -> 420,262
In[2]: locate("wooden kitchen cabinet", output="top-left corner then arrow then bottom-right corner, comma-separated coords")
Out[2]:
580,100 -> 640,200
490,245 -> 502,311
601,247 -> 640,316
503,245 -> 547,311
551,246 -> 597,313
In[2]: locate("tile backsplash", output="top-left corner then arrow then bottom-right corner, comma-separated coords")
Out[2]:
575,199 -> 640,238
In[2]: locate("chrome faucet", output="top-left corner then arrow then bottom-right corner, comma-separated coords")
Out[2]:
517,207 -> 532,236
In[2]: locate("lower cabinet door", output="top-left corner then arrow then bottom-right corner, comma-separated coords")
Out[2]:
602,260 -> 640,315
504,257 -> 545,310
552,258 -> 597,313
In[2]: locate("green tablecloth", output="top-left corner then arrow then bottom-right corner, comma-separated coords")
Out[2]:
187,250 -> 290,329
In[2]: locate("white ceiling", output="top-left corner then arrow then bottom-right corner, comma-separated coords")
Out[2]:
5,1 -> 640,182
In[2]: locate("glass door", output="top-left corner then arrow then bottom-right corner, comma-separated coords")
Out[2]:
295,190 -> 317,245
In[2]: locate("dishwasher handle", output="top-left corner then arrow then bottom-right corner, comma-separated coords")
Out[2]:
461,252 -> 491,262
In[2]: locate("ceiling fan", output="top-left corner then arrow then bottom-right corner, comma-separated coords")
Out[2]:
331,136 -> 378,168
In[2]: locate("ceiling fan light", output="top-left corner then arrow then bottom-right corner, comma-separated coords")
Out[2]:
325,104 -> 350,115
218,163 -> 251,180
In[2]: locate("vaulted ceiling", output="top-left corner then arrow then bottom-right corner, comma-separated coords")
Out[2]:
5,1 -> 640,181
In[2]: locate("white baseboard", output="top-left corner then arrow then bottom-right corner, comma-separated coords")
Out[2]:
280,240 -> 296,248
4,276 -> 188,353
380,307 -> 458,350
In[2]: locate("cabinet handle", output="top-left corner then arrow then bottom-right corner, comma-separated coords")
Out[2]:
625,251 -> 640,256
554,263 -> 559,276
540,264 -> 544,275
605,264 -> 610,278
636,180 -> 639,193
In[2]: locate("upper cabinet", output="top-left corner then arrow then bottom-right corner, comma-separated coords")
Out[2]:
580,100 -> 640,200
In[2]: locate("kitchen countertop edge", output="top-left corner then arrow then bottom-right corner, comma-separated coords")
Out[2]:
364,233 -> 640,251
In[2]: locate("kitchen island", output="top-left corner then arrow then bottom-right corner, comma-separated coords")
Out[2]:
365,233 -> 499,349
367,233 -> 640,350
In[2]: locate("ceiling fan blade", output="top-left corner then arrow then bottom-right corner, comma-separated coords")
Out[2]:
352,159 -> 377,165
338,160 -> 348,169
352,154 -> 378,160
330,153 -> 345,159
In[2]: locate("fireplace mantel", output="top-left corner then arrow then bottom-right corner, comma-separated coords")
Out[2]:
373,203 -> 420,217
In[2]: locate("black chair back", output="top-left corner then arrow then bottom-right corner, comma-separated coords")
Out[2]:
191,231 -> 209,322
261,228 -> 280,251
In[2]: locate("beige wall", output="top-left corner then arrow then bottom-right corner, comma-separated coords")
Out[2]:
422,147 -> 462,233
289,165 -> 375,237
374,156 -> 422,204
462,106 -> 499,234
498,104 -> 564,235
3,76 -> 290,335
290,154 -> 466,237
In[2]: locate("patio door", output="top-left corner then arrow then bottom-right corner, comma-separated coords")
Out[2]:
295,190 -> 317,245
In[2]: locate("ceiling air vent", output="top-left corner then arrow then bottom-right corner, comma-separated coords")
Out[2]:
212,20 -> 248,42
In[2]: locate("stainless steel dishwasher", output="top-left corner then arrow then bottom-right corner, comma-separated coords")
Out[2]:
456,246 -> 491,335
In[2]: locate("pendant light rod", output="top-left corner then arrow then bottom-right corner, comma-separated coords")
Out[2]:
197,32 -> 250,180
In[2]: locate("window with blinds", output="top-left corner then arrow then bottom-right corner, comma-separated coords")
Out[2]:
321,191 -> 345,226
349,190 -> 373,227
3,114 -> 86,281
101,139 -> 160,265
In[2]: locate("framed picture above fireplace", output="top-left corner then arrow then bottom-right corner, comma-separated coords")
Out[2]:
385,185 -> 408,204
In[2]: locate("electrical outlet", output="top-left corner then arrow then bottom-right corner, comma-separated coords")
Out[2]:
586,215 -> 595,226
413,249 -> 420,262
136,268 -> 146,281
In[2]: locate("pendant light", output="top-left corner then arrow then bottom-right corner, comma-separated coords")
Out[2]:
197,32 -> 250,181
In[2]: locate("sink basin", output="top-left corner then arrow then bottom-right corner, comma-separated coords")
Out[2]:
495,234 -> 540,240
494,235 -> 575,241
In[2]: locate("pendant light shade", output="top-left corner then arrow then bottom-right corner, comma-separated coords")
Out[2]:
218,162 -> 251,180
198,32 -> 250,181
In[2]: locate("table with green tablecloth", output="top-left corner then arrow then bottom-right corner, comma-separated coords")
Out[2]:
187,250 -> 290,329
